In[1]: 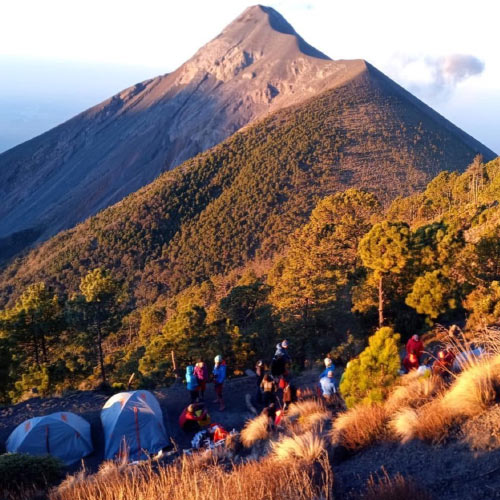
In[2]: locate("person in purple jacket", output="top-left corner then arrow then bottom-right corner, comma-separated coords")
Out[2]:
194,359 -> 209,401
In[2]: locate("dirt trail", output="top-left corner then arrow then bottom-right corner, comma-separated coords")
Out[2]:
0,371 -> 320,472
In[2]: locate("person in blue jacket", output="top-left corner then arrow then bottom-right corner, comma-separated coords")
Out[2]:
186,364 -> 199,403
212,355 -> 227,411
319,370 -> 337,405
319,357 -> 335,380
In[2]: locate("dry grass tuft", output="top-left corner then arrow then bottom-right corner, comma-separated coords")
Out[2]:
50,453 -> 333,500
385,374 -> 443,414
271,431 -> 326,463
286,399 -> 331,432
240,413 -> 271,448
389,395 -> 454,444
360,470 -> 432,500
442,355 -> 500,417
331,404 -> 387,450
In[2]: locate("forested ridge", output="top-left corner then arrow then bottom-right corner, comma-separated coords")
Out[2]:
0,65 -> 490,307
0,65 -> 497,403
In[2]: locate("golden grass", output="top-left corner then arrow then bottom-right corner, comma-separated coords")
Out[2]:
50,453 -> 333,500
389,398 -> 453,444
240,413 -> 271,448
331,404 -> 387,450
385,374 -> 444,414
360,470 -> 432,500
271,431 -> 326,463
442,355 -> 500,417
389,355 -> 500,444
286,399 -> 332,433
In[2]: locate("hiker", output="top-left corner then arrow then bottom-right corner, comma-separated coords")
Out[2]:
433,348 -> 456,377
319,370 -> 337,403
406,334 -> 424,362
185,364 -> 199,403
448,324 -> 462,340
317,357 -> 335,395
282,380 -> 297,410
212,355 -> 226,411
403,352 -> 419,373
255,360 -> 265,404
260,373 -> 277,406
319,357 -> 335,380
271,339 -> 290,378
194,359 -> 209,401
179,403 -> 210,432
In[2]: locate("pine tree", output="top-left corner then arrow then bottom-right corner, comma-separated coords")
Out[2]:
78,268 -> 119,384
405,270 -> 456,324
358,221 -> 411,327
340,326 -> 401,408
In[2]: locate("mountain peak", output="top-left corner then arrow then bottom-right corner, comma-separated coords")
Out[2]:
215,4 -> 331,61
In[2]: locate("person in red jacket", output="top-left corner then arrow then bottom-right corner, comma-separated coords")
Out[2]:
403,353 -> 419,373
406,334 -> 424,362
433,348 -> 456,378
179,403 -> 210,432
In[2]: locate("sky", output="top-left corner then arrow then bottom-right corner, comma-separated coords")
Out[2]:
0,0 -> 499,153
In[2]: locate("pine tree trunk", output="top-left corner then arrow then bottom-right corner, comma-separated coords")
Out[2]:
97,324 -> 106,384
378,274 -> 384,328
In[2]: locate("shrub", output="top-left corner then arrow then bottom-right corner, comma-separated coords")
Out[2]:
340,327 -> 401,408
0,453 -> 63,496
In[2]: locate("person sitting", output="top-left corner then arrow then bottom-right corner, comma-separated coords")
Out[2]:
433,348 -> 456,377
179,403 -> 210,432
406,334 -> 424,362
260,373 -> 277,406
403,352 -> 419,373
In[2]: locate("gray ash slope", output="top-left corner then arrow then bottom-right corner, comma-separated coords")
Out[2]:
0,5 -> 495,262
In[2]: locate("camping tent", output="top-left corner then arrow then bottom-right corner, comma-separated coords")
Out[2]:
101,390 -> 169,460
6,412 -> 93,465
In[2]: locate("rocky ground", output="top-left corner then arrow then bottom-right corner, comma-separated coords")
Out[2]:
333,438 -> 500,499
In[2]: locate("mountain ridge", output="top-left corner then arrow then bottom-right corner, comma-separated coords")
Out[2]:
0,5 -> 370,259
0,61 -> 495,306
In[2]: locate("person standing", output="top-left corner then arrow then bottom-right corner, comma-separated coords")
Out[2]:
255,360 -> 265,404
212,355 -> 226,411
271,339 -> 290,378
260,373 -> 277,406
406,334 -> 424,362
185,364 -> 199,403
319,370 -> 337,404
194,359 -> 209,401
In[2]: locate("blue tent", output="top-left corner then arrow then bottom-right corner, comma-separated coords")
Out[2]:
6,412 -> 93,465
101,390 -> 169,461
